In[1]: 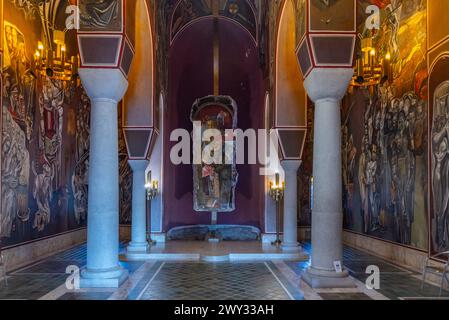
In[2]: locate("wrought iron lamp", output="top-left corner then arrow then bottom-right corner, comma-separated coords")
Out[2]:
269,173 -> 285,247
145,171 -> 158,246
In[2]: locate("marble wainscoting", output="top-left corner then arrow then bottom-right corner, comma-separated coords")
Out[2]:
2,228 -> 87,272
343,231 -> 448,290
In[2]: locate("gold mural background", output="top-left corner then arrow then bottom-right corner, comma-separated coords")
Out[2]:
0,1 -> 89,247
342,0 -> 429,250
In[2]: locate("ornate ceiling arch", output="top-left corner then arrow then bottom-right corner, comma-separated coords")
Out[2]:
169,0 -> 259,46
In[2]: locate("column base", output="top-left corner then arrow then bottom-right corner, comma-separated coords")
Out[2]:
127,242 -> 149,253
281,242 -> 301,253
302,267 -> 356,289
151,233 -> 166,243
80,266 -> 129,288
261,233 -> 281,244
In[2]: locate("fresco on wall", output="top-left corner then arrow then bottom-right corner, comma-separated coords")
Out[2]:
170,0 -> 211,42
429,55 -> 449,255
1,4 -> 90,247
219,0 -> 257,42
294,0 -> 306,45
342,0 -> 428,249
119,107 -> 133,224
431,80 -> 449,252
72,92 -> 90,226
1,22 -> 34,238
79,0 -> 123,31
298,102 -> 313,227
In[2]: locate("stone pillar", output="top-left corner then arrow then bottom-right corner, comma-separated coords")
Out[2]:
127,160 -> 150,253
281,160 -> 301,252
79,69 -> 129,288
302,69 -> 356,288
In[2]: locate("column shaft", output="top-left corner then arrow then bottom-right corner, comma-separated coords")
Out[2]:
128,160 -> 149,253
281,160 -> 301,252
85,98 -> 121,273
310,98 -> 343,270
302,68 -> 355,288
78,68 -> 129,288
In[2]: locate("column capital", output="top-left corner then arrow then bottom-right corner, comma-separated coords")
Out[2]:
79,68 -> 128,103
303,68 -> 354,103
281,160 -> 302,173
128,159 -> 150,172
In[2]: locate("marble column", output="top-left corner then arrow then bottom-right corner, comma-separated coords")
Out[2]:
78,69 -> 129,288
302,69 -> 356,288
127,160 -> 150,253
281,160 -> 301,252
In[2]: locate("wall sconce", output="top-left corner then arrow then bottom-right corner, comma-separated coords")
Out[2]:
34,30 -> 79,82
145,171 -> 158,247
145,179 -> 159,201
269,173 -> 285,202
269,173 -> 285,247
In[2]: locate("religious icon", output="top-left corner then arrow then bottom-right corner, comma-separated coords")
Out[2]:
190,96 -> 239,213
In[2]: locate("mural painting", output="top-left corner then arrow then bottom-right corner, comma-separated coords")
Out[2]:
342,0 -> 428,249
119,107 -> 133,225
429,54 -> 449,255
1,2 -> 90,247
431,80 -> 449,252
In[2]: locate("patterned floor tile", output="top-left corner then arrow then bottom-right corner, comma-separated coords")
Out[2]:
139,262 -> 292,301
352,272 -> 449,299
0,274 -> 66,300
58,292 -> 113,300
52,245 -> 87,262
344,260 -> 410,274
319,293 -> 373,300
14,260 -> 83,275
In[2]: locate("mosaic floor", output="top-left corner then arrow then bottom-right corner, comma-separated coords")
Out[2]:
0,242 -> 448,300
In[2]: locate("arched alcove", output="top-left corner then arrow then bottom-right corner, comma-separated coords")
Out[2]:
164,17 -> 265,232
274,0 -> 307,161
122,0 -> 155,160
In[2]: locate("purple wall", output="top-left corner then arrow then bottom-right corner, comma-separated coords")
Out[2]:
164,18 -> 265,231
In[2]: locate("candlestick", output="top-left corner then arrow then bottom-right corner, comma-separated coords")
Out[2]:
61,45 -> 66,69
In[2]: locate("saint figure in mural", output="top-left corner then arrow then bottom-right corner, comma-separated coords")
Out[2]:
80,0 -> 121,30
191,96 -> 238,213
432,81 -> 449,251
1,22 -> 33,238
